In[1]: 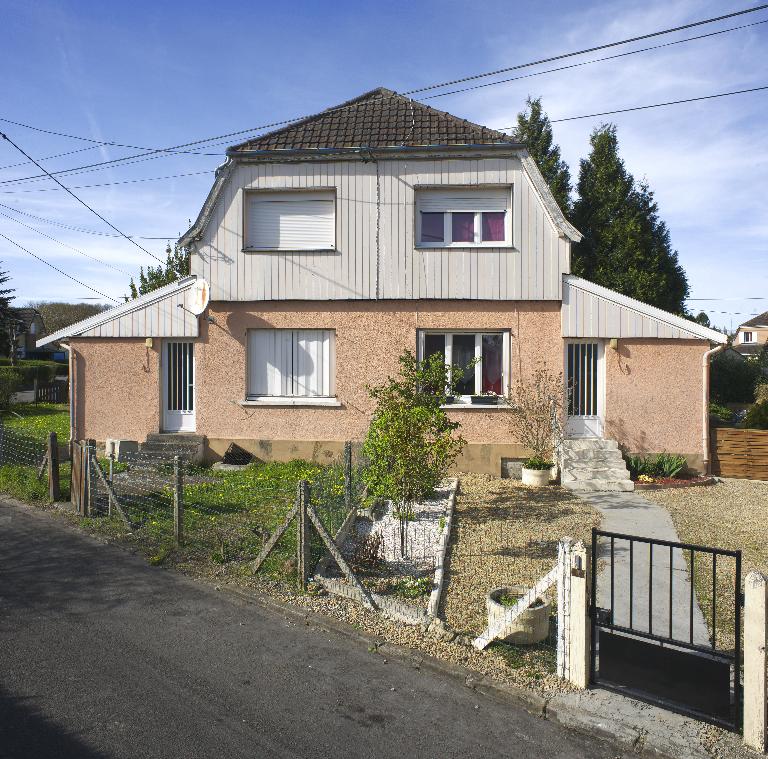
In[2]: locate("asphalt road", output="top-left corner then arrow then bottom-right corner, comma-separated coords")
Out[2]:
0,500 -> 621,759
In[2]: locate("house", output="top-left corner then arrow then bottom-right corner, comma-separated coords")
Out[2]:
732,311 -> 768,358
9,307 -> 55,359
37,88 -> 727,486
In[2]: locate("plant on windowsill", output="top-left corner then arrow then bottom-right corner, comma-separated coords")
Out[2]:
506,363 -> 565,487
470,391 -> 499,406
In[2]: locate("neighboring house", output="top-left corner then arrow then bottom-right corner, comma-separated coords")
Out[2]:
9,307 -> 56,359
38,88 -> 727,483
732,311 -> 768,358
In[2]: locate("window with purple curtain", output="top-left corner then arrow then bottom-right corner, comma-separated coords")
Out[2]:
420,212 -> 444,243
451,212 -> 475,243
482,212 -> 505,242
481,334 -> 503,394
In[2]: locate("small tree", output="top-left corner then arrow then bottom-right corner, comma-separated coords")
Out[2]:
362,351 -> 467,556
506,364 -> 565,469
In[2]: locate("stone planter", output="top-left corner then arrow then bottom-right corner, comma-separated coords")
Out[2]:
486,586 -> 551,645
521,466 -> 551,486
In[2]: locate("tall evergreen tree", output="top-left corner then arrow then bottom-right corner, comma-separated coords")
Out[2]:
128,243 -> 190,299
515,97 -> 572,214
572,125 -> 689,314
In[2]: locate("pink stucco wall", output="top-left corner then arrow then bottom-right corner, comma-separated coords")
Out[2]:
604,338 -> 705,462
196,300 -> 562,445
71,339 -> 160,442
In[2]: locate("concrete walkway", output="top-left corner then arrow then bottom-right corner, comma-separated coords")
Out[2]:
577,491 -> 710,646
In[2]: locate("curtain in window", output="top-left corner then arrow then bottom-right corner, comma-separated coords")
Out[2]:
451,212 -> 475,243
481,334 -> 503,394
481,212 -> 505,242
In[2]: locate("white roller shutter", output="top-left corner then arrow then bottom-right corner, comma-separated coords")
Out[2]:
417,188 -> 509,212
248,329 -> 333,397
246,191 -> 335,251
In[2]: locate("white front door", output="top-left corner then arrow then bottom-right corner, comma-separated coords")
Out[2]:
162,341 -> 195,432
565,340 -> 604,438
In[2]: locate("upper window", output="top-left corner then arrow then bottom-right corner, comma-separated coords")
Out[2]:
248,329 -> 334,398
245,191 -> 335,251
742,331 -> 755,344
416,188 -> 511,248
419,330 -> 508,402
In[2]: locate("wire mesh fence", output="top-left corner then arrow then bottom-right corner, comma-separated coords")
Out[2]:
0,422 -> 54,502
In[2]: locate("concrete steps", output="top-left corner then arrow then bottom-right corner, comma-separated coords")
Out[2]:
561,438 -> 634,493
124,434 -> 205,466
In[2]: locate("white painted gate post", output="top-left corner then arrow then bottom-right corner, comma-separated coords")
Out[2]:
556,538 -> 573,680
568,541 -> 591,689
744,571 -> 767,753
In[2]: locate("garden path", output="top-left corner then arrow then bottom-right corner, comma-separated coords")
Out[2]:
578,491 -> 710,646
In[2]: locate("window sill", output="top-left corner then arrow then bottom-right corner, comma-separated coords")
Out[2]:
240,397 -> 342,407
440,403 -> 508,410
242,248 -> 337,254
415,244 -> 516,251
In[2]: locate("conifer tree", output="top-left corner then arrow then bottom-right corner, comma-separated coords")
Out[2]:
515,97 -> 572,214
572,125 -> 689,314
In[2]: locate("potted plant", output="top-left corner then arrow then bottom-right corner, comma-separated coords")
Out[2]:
470,391 -> 499,406
506,364 -> 565,487
486,586 -> 551,645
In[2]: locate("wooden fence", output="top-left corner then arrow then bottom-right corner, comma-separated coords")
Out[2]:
711,427 -> 768,480
35,381 -> 68,404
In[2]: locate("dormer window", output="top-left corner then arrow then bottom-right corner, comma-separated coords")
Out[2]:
416,188 -> 511,248
742,331 -> 755,344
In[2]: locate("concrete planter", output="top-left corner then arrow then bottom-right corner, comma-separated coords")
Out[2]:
521,466 -> 551,486
486,586 -> 551,645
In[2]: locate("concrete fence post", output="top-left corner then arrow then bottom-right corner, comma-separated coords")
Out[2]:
566,540 -> 591,689
744,571 -> 767,753
173,456 -> 184,547
556,538 -> 574,680
297,480 -> 311,591
47,431 -> 60,502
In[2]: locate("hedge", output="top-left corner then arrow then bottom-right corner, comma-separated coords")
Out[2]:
0,360 -> 64,385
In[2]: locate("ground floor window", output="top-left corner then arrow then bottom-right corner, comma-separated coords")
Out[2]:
418,330 -> 509,402
247,329 -> 334,398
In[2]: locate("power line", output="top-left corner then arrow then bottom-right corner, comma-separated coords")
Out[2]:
422,18 -> 768,101
1,4 -> 766,186
493,85 -> 768,130
0,203 -> 176,240
0,169 -> 213,194
0,209 -> 131,275
0,230 -> 120,303
0,131 -> 164,263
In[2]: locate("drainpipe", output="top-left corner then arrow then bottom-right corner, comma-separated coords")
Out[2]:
59,342 -> 75,451
702,344 -> 724,474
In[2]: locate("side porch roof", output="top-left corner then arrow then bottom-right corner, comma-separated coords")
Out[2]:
562,275 -> 727,343
36,276 -> 200,347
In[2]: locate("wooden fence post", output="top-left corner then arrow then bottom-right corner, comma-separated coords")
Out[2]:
173,455 -> 184,546
567,541 -> 591,689
744,571 -> 767,753
297,480 -> 311,591
47,431 -> 60,502
343,441 -> 353,511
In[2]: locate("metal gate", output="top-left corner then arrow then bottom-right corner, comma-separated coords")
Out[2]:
591,528 -> 742,730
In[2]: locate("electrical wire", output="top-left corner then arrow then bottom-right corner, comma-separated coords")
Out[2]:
0,131 -> 164,263
0,209 -> 131,275
0,169 -> 213,194
0,230 -> 120,303
1,4 -> 766,186
0,203 -> 176,240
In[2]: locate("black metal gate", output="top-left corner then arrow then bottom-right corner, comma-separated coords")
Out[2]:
591,528 -> 742,730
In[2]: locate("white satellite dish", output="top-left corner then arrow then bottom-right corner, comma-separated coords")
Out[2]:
187,278 -> 210,316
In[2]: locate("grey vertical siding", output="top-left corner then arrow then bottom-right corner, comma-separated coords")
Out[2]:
191,156 -> 571,301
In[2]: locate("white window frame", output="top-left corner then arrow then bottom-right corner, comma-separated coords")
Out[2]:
245,328 -> 336,404
243,189 -> 337,252
415,187 -> 512,249
417,330 -> 510,403
742,331 -> 755,344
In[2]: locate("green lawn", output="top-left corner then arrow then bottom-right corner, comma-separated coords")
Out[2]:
2,403 -> 69,442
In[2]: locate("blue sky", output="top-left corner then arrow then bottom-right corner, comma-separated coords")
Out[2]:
1,0 -> 766,330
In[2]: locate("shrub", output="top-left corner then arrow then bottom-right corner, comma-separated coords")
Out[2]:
708,402 -> 734,424
0,360 -> 61,386
626,452 -> 688,479
755,383 -> 768,405
362,351 -> 466,509
744,401 -> 768,430
710,355 -> 762,404
0,368 -> 22,409
506,363 -> 564,468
